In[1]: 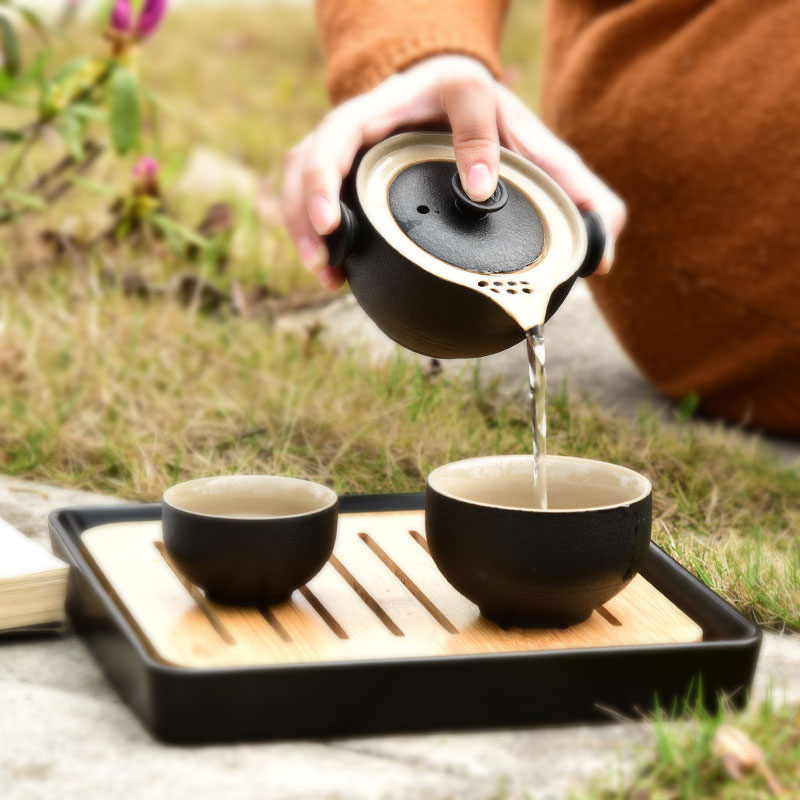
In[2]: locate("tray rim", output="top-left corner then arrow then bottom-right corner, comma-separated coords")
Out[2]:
49,493 -> 762,678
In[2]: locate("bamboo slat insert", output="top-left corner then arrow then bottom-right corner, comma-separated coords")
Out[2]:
81,510 -> 702,669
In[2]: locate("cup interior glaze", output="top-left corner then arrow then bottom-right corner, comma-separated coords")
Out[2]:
163,475 -> 337,519
162,475 -> 338,606
429,455 -> 651,512
425,455 -> 652,628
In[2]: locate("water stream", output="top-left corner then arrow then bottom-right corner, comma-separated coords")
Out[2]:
526,324 -> 548,510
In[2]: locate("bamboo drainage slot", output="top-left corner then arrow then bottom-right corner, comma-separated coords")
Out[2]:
80,510 -> 702,669
357,532 -> 458,634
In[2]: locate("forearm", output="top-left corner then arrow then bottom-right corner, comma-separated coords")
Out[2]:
316,0 -> 510,103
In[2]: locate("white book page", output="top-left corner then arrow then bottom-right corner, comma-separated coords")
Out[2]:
0,518 -> 67,580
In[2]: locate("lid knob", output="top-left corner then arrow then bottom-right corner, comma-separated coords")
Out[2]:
387,160 -> 543,273
451,171 -> 508,219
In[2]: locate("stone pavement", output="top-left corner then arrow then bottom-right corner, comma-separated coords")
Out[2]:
2,288 -> 799,799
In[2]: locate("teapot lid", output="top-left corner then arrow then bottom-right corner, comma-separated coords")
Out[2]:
387,161 -> 544,273
354,132 -> 587,329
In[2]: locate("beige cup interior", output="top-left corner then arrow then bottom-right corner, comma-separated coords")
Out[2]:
428,455 -> 651,511
163,475 -> 337,519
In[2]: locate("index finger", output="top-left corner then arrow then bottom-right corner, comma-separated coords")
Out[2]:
444,77 -> 500,201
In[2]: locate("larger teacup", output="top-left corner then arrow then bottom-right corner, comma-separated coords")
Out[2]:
426,455 -> 652,627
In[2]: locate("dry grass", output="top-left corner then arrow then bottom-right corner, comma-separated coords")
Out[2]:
1,264 -> 798,630
572,699 -> 800,800
581,697 -> 800,798
0,3 -> 798,638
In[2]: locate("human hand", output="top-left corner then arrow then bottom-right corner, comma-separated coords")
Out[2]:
283,55 -> 626,289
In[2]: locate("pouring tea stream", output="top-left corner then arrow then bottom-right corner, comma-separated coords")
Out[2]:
324,132 -> 605,505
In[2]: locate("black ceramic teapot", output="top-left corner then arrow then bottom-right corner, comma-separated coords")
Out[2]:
325,132 -> 605,359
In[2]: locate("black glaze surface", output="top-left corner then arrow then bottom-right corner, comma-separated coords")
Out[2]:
578,210 -> 606,278
342,201 -> 527,358
425,487 -> 652,627
161,501 -> 337,605
49,496 -> 761,743
450,170 -> 508,218
325,142 -> 606,359
388,162 -> 544,273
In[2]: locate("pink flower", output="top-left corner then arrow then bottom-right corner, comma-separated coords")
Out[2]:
110,0 -> 133,34
135,0 -> 168,40
109,0 -> 167,40
133,156 -> 159,181
132,156 -> 160,195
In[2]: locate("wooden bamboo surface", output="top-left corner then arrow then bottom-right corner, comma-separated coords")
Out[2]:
81,510 -> 702,669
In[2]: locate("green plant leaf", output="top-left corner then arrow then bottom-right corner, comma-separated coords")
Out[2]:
56,111 -> 85,159
2,190 -> 45,210
48,56 -> 89,84
153,213 -> 208,248
3,50 -> 48,101
0,13 -> 20,77
109,66 -> 140,155
158,153 -> 186,188
16,6 -> 48,43
70,176 -> 117,197
0,128 -> 22,142
152,216 -> 182,252
39,57 -> 109,121
68,102 -> 107,122
0,71 -> 41,105
39,56 -> 88,118
27,50 -> 48,84
677,392 -> 701,422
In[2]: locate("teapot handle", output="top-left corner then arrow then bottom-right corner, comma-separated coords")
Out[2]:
323,202 -> 360,268
577,210 -> 606,278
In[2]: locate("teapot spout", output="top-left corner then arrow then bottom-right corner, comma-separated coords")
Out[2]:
499,209 -> 605,331
543,273 -> 580,323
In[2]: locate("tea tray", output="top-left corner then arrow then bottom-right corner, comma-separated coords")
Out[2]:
50,494 -> 761,743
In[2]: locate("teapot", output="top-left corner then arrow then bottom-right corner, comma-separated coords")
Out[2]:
325,132 -> 605,359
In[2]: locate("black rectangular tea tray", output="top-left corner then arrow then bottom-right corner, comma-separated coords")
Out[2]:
49,494 -> 761,743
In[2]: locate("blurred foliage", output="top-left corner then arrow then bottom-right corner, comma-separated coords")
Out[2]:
0,0 -> 225,261
581,697 -> 799,799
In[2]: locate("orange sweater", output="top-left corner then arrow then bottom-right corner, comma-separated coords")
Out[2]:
316,0 -> 800,435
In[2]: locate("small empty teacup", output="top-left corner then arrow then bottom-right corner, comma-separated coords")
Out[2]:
162,475 -> 337,605
426,455 -> 652,627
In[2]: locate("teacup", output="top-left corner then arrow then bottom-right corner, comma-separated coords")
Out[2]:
426,455 -> 652,627
162,475 -> 338,605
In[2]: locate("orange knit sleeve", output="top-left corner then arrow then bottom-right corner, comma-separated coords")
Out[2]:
315,0 -> 510,104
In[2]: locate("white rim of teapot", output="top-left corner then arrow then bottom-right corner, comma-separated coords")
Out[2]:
356,132 -> 588,332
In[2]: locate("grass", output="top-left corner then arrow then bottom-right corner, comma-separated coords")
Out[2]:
579,698 -> 800,799
2,266 -> 798,631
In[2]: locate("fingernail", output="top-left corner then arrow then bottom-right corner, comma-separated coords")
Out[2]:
596,243 -> 614,275
604,240 -> 615,268
298,236 -> 326,271
466,163 -> 494,201
308,193 -> 336,235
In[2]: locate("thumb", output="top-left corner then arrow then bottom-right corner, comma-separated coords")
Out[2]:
444,78 -> 499,201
